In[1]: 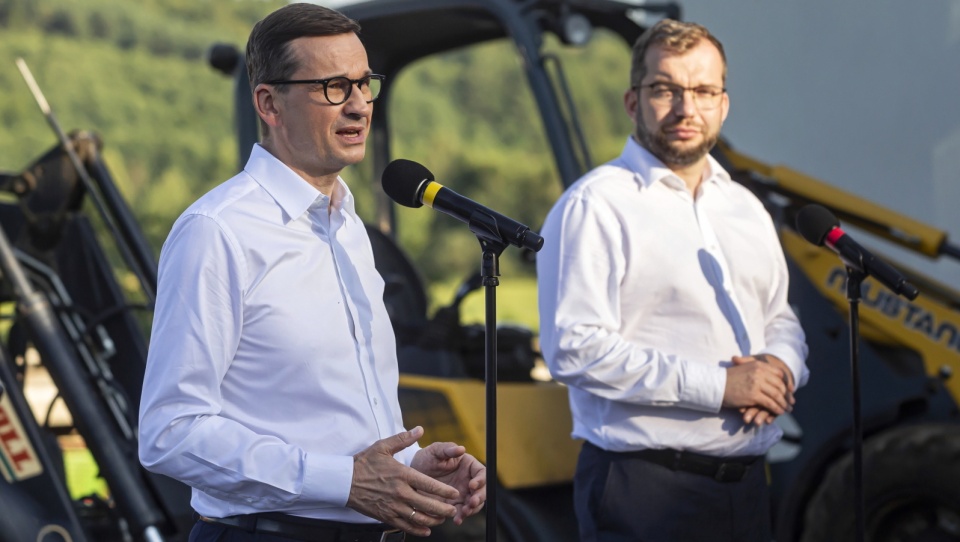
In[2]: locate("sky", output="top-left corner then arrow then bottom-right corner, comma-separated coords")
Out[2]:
672,0 -> 960,287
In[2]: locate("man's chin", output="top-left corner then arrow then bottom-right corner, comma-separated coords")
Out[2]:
657,145 -> 709,167
338,150 -> 367,168
640,132 -> 716,168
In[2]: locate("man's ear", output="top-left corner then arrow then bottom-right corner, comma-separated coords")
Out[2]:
624,87 -> 638,120
253,84 -> 282,129
720,91 -> 730,124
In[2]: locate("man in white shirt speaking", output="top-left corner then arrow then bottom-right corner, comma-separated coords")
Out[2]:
138,4 -> 485,541
537,19 -> 809,542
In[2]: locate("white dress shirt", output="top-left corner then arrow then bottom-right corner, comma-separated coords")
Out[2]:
139,144 -> 415,522
537,137 -> 809,457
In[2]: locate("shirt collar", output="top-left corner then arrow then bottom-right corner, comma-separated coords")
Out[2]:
242,144 -> 356,221
620,136 -> 732,192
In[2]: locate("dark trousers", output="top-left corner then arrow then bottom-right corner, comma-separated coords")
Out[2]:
574,443 -> 772,542
189,520 -> 294,542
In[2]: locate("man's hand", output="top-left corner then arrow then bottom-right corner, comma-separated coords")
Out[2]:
730,354 -> 796,426
723,354 -> 794,417
412,442 -> 487,525
348,426 -> 459,537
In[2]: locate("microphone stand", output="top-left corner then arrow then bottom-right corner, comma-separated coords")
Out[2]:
844,267 -> 866,542
481,240 -> 505,542
467,212 -> 508,542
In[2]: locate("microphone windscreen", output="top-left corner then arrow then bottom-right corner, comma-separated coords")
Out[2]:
795,204 -> 840,247
382,159 -> 434,208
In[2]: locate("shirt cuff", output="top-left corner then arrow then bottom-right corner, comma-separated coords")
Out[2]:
300,453 -> 355,507
761,345 -> 809,388
677,359 -> 726,413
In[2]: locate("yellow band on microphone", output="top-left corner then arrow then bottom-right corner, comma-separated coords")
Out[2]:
422,182 -> 443,208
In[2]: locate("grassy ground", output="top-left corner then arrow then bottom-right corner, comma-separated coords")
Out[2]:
61,436 -> 109,499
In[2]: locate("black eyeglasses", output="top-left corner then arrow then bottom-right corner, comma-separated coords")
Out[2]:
265,74 -> 385,105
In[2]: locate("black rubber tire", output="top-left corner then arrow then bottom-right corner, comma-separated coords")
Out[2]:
800,423 -> 960,542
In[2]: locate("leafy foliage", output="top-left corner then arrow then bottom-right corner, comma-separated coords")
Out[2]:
0,0 -> 283,253
0,0 -> 632,300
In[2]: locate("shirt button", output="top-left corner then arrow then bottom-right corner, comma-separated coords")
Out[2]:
373,398 -> 379,405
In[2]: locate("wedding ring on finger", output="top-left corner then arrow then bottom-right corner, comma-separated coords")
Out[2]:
409,508 -> 417,520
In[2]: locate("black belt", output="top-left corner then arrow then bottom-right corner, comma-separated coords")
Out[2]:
200,512 -> 405,542
587,441 -> 761,483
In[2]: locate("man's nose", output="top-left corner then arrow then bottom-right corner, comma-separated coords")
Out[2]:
343,83 -> 372,114
673,89 -> 699,117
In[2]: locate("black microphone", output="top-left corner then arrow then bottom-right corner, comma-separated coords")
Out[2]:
381,159 -> 544,252
795,204 -> 919,300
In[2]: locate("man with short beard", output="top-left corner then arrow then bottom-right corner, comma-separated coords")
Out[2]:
536,19 -> 809,541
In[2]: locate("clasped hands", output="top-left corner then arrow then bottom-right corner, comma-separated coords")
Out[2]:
723,353 -> 795,427
347,425 -> 486,537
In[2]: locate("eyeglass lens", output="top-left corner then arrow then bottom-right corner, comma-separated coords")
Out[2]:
325,76 -> 382,104
645,84 -> 723,110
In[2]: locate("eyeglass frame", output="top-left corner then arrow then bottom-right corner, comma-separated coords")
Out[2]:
265,74 -> 386,105
635,82 -> 726,110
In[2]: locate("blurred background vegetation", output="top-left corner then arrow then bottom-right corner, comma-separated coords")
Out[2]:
0,0 -> 632,326
0,0 -> 285,249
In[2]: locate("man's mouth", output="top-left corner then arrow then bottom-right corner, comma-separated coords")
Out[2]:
665,124 -> 701,139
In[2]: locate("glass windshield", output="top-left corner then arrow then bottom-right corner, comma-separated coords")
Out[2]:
375,30 -> 633,326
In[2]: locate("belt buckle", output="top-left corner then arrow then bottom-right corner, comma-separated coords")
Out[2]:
380,528 -> 405,542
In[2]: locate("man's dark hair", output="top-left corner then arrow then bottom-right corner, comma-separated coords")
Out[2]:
246,2 -> 361,93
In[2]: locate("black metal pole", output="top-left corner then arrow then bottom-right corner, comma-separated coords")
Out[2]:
845,268 -> 866,542
481,245 -> 501,542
